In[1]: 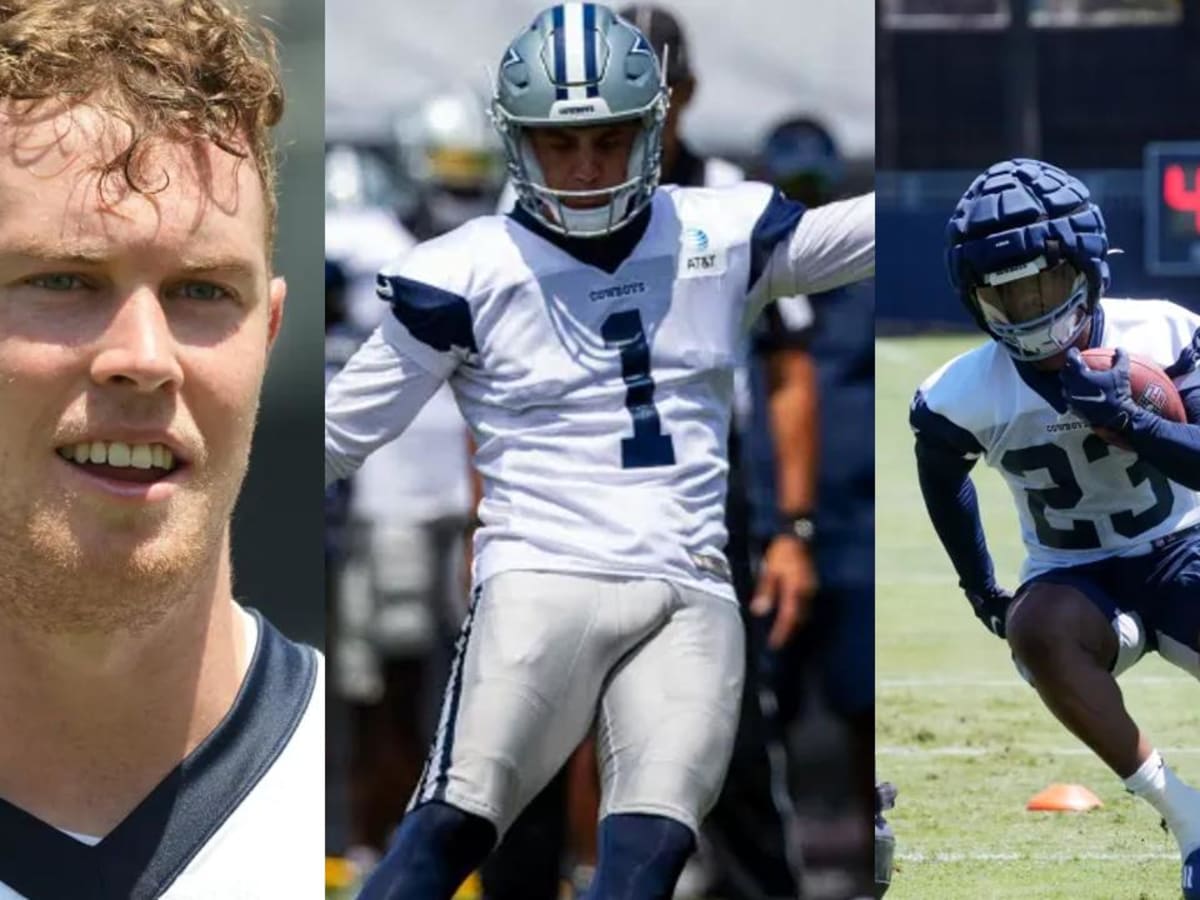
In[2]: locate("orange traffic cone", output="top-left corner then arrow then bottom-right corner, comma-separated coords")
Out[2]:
1026,783 -> 1104,812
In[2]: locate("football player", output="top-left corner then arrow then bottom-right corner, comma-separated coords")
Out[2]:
911,158 -> 1200,899
0,1 -> 322,898
325,4 -> 874,898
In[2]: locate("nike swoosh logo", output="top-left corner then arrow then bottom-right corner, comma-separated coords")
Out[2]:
1069,390 -> 1107,402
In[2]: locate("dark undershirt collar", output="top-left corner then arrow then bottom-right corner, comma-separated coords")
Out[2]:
0,611 -> 317,900
509,201 -> 652,275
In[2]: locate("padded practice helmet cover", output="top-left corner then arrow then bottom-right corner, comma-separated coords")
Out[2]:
946,159 -> 1110,333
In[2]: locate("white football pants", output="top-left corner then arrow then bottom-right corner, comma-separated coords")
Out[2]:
408,570 -> 745,836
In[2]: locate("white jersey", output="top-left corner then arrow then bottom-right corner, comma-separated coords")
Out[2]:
0,609 -> 324,899
916,297 -> 1200,581
327,209 -> 471,525
326,182 -> 874,602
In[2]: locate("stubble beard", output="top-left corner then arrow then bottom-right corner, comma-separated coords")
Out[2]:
0,460 -> 246,637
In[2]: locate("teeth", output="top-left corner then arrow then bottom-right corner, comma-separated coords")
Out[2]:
59,441 -> 178,471
130,445 -> 152,469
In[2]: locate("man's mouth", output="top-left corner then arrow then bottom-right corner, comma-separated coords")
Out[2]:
56,441 -> 180,484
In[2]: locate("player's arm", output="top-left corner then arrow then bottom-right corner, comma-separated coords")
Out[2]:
325,270 -> 474,487
1060,337 -> 1200,491
324,321 -> 448,486
746,190 -> 874,320
910,390 -> 1012,638
751,300 -> 819,648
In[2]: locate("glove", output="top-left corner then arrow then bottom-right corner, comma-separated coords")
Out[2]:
1060,346 -> 1135,431
965,584 -> 1014,638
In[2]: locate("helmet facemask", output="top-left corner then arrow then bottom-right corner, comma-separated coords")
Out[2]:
493,93 -> 666,238
974,258 -> 1091,362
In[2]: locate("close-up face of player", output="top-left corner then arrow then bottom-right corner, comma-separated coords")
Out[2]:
0,100 -> 284,631
975,259 -> 1091,369
526,121 -> 642,210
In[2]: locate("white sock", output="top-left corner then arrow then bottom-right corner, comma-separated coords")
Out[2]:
1124,750 -> 1200,856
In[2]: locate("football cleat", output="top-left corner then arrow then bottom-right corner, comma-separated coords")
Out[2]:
875,781 -> 897,898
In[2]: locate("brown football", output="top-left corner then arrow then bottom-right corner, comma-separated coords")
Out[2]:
1078,348 -> 1185,449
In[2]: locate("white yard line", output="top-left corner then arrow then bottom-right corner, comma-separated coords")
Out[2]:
878,675 -> 1192,688
878,745 -> 1200,757
899,850 -> 1177,863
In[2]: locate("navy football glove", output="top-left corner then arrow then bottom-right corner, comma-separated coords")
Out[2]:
965,584 -> 1014,638
1060,346 -> 1135,431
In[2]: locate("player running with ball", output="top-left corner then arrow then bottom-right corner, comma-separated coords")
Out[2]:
326,4 -> 873,898
911,158 -> 1200,899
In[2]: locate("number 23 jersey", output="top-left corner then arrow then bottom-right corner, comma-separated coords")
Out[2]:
325,183 -> 874,603
914,297 -> 1200,581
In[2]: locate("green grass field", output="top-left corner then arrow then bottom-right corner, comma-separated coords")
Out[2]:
875,335 -> 1200,900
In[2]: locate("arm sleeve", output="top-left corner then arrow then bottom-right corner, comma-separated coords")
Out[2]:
747,192 -> 875,319
910,391 -> 999,594
324,317 -> 450,487
1123,386 -> 1200,491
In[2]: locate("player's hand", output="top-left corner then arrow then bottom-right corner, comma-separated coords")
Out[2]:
1060,346 -> 1135,430
964,584 -> 1014,638
751,535 -> 818,649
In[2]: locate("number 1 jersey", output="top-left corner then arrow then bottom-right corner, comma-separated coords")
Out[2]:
325,183 -> 874,602
914,297 -> 1200,581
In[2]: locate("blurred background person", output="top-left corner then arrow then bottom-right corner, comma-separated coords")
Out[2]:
324,87 -> 502,874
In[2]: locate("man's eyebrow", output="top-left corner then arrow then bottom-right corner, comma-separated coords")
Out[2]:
174,256 -> 262,279
0,239 -> 261,279
0,237 -> 110,265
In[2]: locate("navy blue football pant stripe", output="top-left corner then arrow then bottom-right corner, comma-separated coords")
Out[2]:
416,587 -> 479,804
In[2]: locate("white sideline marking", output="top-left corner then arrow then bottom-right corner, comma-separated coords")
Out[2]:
899,850 -> 1177,863
878,675 -> 1192,688
878,745 -> 1200,757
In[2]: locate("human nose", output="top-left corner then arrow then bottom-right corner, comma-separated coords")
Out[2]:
571,147 -> 600,185
90,289 -> 184,393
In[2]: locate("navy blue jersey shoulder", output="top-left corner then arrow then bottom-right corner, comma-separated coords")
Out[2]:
0,611 -> 318,900
748,189 -> 805,294
378,274 -> 478,355
910,390 -> 985,457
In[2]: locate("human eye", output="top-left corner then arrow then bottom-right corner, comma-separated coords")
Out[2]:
25,273 -> 91,292
171,281 -> 236,303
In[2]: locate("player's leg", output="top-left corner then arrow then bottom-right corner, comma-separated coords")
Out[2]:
1139,530 -> 1200,898
586,588 -> 746,899
480,764 -> 568,900
1006,564 -> 1200,892
1005,575 -> 1146,775
361,571 -> 662,900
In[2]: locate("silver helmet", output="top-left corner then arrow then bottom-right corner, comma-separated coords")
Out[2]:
397,89 -> 506,235
491,3 -> 668,237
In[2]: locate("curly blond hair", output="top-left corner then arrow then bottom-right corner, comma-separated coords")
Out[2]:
0,0 -> 284,239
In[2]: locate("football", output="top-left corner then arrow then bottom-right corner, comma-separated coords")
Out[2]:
1079,348 -> 1186,449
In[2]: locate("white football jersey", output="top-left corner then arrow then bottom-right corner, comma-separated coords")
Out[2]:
326,182 -> 873,603
0,609 -> 324,899
916,297 -> 1200,581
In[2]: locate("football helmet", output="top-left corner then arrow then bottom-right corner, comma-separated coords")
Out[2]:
946,159 -> 1110,362
397,89 -> 506,236
491,3 -> 668,237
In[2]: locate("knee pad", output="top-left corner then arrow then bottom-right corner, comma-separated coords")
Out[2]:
585,813 -> 696,900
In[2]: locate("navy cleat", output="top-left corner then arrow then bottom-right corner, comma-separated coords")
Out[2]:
1184,845 -> 1200,899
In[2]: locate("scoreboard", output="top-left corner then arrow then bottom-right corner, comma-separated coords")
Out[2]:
1145,142 -> 1200,276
